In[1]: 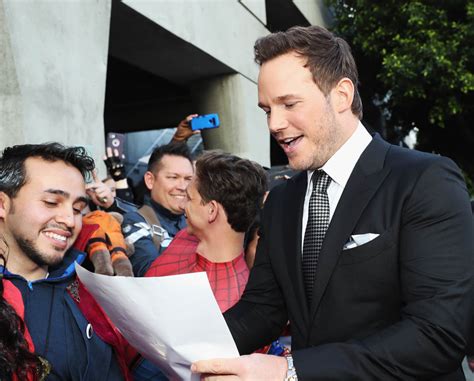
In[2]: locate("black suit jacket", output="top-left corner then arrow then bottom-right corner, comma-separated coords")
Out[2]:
225,135 -> 474,380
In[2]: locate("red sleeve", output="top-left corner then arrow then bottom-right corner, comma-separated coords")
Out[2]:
2,279 -> 36,381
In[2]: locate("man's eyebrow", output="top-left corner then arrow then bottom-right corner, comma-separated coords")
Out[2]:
44,189 -> 88,204
44,189 -> 70,198
275,94 -> 300,103
166,171 -> 192,177
258,94 -> 300,109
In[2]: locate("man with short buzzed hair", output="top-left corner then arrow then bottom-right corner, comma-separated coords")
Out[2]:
122,142 -> 194,276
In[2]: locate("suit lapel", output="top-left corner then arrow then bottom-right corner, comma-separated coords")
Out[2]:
309,135 -> 392,319
283,172 -> 311,322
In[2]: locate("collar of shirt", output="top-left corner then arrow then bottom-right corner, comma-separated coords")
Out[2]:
301,122 -> 372,252
306,121 -> 372,192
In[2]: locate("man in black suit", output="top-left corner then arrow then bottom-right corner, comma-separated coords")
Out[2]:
192,26 -> 473,380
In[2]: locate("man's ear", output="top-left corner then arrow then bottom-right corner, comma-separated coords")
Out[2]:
208,200 -> 219,223
332,77 -> 354,114
144,171 -> 155,191
0,192 -> 11,219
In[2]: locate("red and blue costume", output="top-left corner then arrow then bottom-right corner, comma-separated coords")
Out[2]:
145,229 -> 249,313
145,229 -> 290,357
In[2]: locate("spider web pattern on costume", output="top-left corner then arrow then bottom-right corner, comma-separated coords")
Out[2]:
145,230 -> 249,312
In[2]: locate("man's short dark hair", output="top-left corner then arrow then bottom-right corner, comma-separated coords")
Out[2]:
254,25 -> 363,119
147,142 -> 193,173
0,142 -> 95,198
195,151 -> 267,233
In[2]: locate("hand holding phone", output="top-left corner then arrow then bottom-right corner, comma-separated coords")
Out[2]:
172,114 -> 199,142
104,147 -> 126,181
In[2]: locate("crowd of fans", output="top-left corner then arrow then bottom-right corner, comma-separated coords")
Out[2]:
1,24 -> 473,381
0,111 -> 288,380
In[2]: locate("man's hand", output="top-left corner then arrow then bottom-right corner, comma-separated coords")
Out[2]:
86,170 -> 114,209
191,354 -> 287,381
172,113 -> 200,142
103,147 -> 126,182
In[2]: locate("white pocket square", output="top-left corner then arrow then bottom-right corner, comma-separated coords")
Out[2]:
343,233 -> 380,250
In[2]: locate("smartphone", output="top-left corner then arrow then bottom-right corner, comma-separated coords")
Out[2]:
189,113 -> 220,131
106,132 -> 125,157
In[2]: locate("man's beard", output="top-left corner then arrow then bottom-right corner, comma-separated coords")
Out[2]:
15,236 -> 63,268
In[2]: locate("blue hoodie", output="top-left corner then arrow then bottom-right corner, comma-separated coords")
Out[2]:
3,248 -> 125,380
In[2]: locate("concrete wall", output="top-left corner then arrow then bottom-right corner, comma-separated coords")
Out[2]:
0,0 -> 111,172
0,0 -> 24,147
293,0 -> 331,27
123,0 -> 268,83
123,0 -> 270,165
191,73 -> 269,167
239,0 -> 267,25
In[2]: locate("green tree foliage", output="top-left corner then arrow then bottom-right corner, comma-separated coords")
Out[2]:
325,0 -> 474,184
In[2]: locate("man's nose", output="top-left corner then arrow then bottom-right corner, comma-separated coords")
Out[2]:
176,178 -> 189,191
268,109 -> 288,134
56,207 -> 75,228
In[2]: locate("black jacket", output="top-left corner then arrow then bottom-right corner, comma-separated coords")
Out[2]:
225,135 -> 474,380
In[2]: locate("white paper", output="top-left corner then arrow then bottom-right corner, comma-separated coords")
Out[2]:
75,264 -> 239,380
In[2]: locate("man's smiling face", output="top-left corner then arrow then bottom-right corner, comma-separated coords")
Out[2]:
258,52 -> 343,171
1,157 -> 88,269
146,154 -> 194,215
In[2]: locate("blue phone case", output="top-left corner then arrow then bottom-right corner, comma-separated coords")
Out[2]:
190,114 -> 220,131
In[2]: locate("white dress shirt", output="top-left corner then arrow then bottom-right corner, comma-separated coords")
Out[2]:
301,122 -> 372,251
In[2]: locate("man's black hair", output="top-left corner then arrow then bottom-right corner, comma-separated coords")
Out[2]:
0,142 -> 95,198
147,142 -> 193,173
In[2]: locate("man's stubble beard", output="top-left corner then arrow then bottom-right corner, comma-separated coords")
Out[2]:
291,104 -> 341,171
6,200 -> 68,269
15,235 -> 63,268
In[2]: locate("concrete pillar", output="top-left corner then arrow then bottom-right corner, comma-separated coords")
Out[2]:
0,0 -> 111,173
123,0 -> 267,83
0,0 -> 24,147
239,0 -> 267,25
191,73 -> 270,167
293,0 -> 332,26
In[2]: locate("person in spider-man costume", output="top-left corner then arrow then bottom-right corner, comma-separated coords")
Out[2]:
145,150 -> 268,313
132,151 -> 268,380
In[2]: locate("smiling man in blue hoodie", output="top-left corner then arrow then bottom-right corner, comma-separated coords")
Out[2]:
0,143 -> 137,380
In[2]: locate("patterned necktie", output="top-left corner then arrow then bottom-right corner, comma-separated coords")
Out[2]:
302,170 -> 331,304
